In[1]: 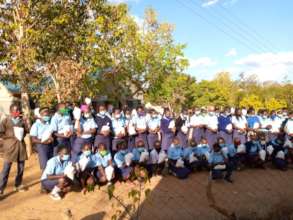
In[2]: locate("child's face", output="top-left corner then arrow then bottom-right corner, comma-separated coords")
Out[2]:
98,144 -> 106,152
173,139 -> 180,146
154,142 -> 161,150
218,139 -> 225,145
83,144 -> 91,152
136,141 -> 145,148
201,139 -> 208,145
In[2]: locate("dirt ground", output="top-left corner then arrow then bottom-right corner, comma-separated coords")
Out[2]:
1,154 -> 293,220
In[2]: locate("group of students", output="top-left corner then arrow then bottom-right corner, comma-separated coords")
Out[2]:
0,101 -> 292,201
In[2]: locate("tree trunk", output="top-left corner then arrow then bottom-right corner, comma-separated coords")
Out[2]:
20,82 -> 33,157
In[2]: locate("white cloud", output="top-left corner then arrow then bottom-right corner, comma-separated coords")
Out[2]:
201,0 -> 239,7
234,52 -> 293,81
225,48 -> 237,57
202,0 -> 219,7
189,57 -> 217,68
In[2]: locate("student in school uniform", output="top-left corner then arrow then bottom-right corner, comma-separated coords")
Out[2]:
209,143 -> 233,183
217,137 -> 239,171
41,145 -> 73,200
167,137 -> 191,179
111,109 -> 127,153
149,140 -> 167,175
205,106 -> 219,147
218,107 -> 233,145
284,111 -> 293,138
30,107 -> 54,171
133,106 -> 149,149
183,139 -> 200,171
125,109 -> 136,150
114,141 -> 134,181
147,109 -> 161,150
269,134 -> 288,170
131,140 -> 150,167
190,107 -> 205,144
94,104 -> 112,152
161,108 -> 176,151
195,137 -> 211,170
231,108 -> 248,144
94,143 -> 115,185
72,105 -> 97,162
258,109 -> 271,139
50,103 -> 74,153
75,143 -> 98,193
268,110 -> 283,141
0,103 -> 29,195
246,108 -> 261,132
245,132 -> 266,168
175,109 -> 190,148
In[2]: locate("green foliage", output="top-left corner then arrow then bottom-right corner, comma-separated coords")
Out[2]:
239,95 -> 263,111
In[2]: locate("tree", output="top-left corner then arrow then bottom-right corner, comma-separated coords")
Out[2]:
239,95 -> 263,110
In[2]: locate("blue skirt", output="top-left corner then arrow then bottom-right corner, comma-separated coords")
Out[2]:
218,131 -> 233,145
206,130 -> 218,147
94,134 -> 111,151
135,132 -> 149,149
161,132 -> 174,151
192,127 -> 205,143
147,133 -> 159,150
176,131 -> 188,148
233,130 -> 246,144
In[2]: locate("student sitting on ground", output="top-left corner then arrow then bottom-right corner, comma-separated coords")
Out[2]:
41,145 -> 74,200
218,137 -> 238,171
75,143 -> 98,194
183,139 -> 200,171
132,140 -> 150,167
94,143 -> 115,185
149,140 -> 167,175
195,137 -> 211,170
269,134 -> 288,170
114,141 -> 134,181
209,143 -> 233,183
245,132 -> 266,168
167,137 -> 191,179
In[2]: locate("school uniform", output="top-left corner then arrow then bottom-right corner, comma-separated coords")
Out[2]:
94,113 -> 112,151
41,156 -> 72,191
205,113 -> 218,147
284,118 -> 293,136
133,115 -> 149,149
175,115 -> 189,148
268,116 -> 283,141
223,144 -> 238,170
246,115 -> 261,130
160,116 -> 175,151
182,146 -> 200,170
245,140 -> 265,166
71,117 -> 97,162
269,139 -> 288,170
0,116 -> 28,192
126,117 -> 136,150
30,119 -> 53,170
149,148 -> 166,175
50,112 -> 73,151
111,117 -> 127,151
190,114 -> 205,143
167,145 -> 190,179
209,150 -> 232,180
147,116 -> 161,150
218,114 -> 233,145
195,144 -> 211,169
114,150 -> 133,179
231,116 -> 247,144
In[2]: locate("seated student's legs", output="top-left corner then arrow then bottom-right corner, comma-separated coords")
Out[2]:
42,177 -> 72,193
118,167 -> 133,181
273,158 -> 287,170
168,160 -> 190,179
94,168 -> 107,184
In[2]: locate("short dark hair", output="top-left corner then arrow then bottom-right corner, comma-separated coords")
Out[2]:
57,144 -> 69,153
10,102 -> 21,111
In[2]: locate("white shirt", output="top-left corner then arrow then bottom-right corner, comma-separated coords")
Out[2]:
232,116 -> 247,129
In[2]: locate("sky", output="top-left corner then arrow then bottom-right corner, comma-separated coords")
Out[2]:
108,0 -> 293,82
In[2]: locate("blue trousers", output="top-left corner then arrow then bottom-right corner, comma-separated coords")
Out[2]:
36,143 -> 52,170
0,160 -> 25,191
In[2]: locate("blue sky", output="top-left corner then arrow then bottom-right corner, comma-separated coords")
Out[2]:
109,0 -> 293,82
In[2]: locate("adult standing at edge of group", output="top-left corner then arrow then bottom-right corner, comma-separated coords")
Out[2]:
94,104 -> 112,151
161,108 -> 176,151
0,103 -> 28,196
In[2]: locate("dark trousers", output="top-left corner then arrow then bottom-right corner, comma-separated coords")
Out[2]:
0,160 -> 25,191
36,144 -> 52,170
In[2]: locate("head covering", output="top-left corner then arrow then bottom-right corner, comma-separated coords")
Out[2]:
80,104 -> 89,113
